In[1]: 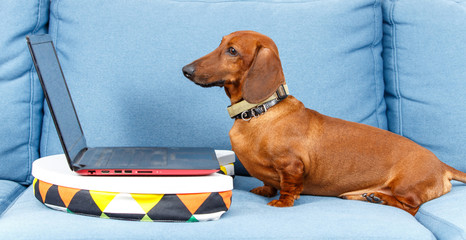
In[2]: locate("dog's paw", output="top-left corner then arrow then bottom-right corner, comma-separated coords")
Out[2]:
250,186 -> 277,198
363,193 -> 385,204
267,199 -> 294,207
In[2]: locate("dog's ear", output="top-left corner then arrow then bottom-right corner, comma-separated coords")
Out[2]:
242,47 -> 284,104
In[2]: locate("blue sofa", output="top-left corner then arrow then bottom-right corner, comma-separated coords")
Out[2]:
1,0 -> 465,239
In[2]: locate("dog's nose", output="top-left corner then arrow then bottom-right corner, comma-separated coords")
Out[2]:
182,64 -> 196,80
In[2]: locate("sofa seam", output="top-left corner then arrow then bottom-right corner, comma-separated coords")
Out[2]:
42,0 -> 62,158
417,208 -> 466,240
43,0 -> 62,157
42,105 -> 49,157
31,0 -> 43,33
388,0 -> 403,136
27,68 -> 35,184
0,184 -> 27,218
42,0 -> 55,158
371,0 -> 382,128
25,0 -> 45,185
170,0 -> 326,3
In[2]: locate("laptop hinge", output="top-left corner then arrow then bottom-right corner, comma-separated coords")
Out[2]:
72,148 -> 88,170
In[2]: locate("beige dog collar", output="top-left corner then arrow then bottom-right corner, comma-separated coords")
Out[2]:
227,84 -> 289,119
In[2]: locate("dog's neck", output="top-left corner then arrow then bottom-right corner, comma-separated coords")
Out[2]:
224,82 -> 244,105
226,84 -> 289,121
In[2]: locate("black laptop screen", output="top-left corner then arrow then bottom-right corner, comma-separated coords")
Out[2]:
28,36 -> 86,163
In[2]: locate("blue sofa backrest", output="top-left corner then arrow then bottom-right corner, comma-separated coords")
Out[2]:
383,0 -> 466,172
40,0 -> 386,163
0,0 -> 48,184
2,0 -> 465,184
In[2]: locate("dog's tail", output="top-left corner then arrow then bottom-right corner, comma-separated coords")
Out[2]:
446,165 -> 466,183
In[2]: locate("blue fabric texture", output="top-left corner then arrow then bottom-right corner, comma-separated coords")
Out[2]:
0,176 -> 434,239
416,182 -> 466,240
382,0 -> 466,172
0,0 -> 464,238
0,0 -> 48,184
0,180 -> 26,216
41,0 -> 387,157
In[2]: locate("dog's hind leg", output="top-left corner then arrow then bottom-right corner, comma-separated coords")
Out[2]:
340,191 -> 388,204
341,191 -> 420,216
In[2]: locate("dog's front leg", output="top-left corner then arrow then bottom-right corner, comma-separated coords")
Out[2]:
268,158 -> 304,207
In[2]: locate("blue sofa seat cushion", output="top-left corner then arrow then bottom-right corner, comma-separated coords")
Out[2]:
0,180 -> 27,216
0,176 -> 435,239
416,182 -> 466,239
0,0 -> 48,184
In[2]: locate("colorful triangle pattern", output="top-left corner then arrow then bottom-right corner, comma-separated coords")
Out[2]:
130,193 -> 164,213
33,179 -> 232,222
90,190 -> 118,212
177,192 -> 211,214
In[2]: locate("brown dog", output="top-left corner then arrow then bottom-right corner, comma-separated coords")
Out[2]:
182,30 -> 466,215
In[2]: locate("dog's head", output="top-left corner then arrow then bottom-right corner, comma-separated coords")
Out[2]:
182,31 -> 285,104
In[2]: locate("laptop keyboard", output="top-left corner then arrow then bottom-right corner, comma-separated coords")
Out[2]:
82,147 -> 169,168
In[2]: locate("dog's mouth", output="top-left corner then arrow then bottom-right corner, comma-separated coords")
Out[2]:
193,79 -> 225,88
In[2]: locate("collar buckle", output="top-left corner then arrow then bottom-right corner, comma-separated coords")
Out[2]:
241,111 -> 252,121
276,85 -> 288,100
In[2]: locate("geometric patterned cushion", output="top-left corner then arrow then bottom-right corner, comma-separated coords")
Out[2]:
31,152 -> 235,222
34,179 -> 232,222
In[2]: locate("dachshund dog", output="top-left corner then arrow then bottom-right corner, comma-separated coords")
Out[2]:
182,30 -> 466,215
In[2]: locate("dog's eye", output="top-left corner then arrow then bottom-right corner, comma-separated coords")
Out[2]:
227,47 -> 238,56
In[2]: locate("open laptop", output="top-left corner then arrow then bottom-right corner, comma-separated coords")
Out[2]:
27,34 -> 220,176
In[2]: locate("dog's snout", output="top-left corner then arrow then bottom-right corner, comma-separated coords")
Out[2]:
182,64 -> 196,80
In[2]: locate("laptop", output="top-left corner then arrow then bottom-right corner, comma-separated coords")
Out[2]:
27,34 -> 220,176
